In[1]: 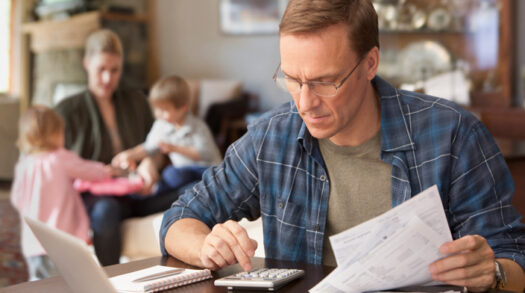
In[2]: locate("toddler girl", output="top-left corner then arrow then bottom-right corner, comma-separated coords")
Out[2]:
10,105 -> 113,280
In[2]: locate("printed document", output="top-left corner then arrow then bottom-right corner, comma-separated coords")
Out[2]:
310,185 -> 452,293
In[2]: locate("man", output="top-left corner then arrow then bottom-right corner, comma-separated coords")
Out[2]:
160,1 -> 525,291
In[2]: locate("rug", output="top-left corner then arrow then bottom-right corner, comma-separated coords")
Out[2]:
0,198 -> 28,287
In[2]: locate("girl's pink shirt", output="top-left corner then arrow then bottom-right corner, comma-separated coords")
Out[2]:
10,148 -> 110,257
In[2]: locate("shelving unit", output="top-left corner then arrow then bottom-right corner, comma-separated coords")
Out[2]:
375,0 -> 515,108
20,1 -> 158,109
374,0 -> 525,218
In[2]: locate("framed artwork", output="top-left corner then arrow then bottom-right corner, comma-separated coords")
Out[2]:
220,0 -> 288,35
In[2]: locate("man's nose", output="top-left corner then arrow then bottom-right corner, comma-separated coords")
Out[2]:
298,84 -> 321,112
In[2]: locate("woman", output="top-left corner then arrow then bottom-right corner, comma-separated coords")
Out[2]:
55,29 -> 179,266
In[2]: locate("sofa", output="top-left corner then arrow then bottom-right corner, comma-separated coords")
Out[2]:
120,78 -> 264,261
121,214 -> 265,261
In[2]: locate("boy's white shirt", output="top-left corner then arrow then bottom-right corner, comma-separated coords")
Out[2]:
142,114 -> 222,167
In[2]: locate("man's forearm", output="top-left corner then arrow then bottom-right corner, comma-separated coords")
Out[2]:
497,258 -> 525,292
164,218 -> 211,267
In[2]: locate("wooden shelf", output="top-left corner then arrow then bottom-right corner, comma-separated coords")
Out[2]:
22,11 -> 101,52
101,12 -> 148,23
376,0 -> 515,108
22,11 -> 148,53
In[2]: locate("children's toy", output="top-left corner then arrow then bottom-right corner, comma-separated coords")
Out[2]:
74,175 -> 144,196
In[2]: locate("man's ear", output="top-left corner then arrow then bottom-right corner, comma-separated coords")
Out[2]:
365,46 -> 380,81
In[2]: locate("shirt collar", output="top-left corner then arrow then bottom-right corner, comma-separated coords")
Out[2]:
374,76 -> 415,152
174,114 -> 195,136
294,104 -> 324,165
295,75 -> 415,155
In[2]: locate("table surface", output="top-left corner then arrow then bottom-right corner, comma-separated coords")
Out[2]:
1,256 -> 515,293
0,256 -> 334,293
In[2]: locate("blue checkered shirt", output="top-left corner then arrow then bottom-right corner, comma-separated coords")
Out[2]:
160,76 -> 525,269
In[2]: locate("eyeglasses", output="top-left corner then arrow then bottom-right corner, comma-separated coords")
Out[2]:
272,56 -> 365,98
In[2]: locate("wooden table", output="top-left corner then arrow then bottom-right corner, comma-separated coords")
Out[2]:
1,256 -> 515,293
0,256 -> 334,293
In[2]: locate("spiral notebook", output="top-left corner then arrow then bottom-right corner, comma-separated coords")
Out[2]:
109,265 -> 212,293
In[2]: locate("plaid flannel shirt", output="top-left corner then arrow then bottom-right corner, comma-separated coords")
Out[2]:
160,76 -> 525,269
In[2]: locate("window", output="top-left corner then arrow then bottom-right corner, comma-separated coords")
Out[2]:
0,0 -> 11,92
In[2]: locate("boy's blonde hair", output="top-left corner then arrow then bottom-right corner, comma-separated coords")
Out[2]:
17,105 -> 64,154
149,75 -> 190,109
84,29 -> 123,60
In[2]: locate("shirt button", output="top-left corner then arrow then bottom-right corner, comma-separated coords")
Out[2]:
320,175 -> 326,182
278,202 -> 283,208
314,224 -> 320,231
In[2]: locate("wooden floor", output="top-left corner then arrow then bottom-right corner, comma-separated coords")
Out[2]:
0,181 -> 28,287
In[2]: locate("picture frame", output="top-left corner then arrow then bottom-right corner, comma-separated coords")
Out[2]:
220,0 -> 288,35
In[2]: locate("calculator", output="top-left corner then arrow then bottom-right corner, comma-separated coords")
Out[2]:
214,268 -> 305,291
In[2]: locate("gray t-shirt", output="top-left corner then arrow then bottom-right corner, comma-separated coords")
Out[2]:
143,114 -> 222,167
319,131 -> 392,266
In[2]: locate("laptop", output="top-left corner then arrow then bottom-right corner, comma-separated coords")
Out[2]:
24,217 -> 117,293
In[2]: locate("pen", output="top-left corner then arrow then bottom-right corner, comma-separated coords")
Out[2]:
132,268 -> 185,282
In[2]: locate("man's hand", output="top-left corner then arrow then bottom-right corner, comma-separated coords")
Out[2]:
200,220 -> 258,272
429,235 -> 495,292
135,157 -> 160,195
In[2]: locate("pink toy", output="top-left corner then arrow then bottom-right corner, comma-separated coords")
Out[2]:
73,176 -> 144,196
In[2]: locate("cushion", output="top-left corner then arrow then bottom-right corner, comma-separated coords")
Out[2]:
121,213 -> 163,260
120,214 -> 265,260
198,79 -> 242,118
185,78 -> 200,116
239,218 -> 265,257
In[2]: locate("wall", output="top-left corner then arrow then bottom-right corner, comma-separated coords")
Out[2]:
156,0 -> 290,111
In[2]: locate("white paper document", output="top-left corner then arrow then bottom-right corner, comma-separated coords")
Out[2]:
310,185 -> 452,293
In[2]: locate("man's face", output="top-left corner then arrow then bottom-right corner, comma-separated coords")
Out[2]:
280,23 -> 376,145
84,52 -> 122,100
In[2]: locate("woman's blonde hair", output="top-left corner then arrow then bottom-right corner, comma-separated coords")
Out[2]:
149,75 -> 190,109
84,29 -> 123,59
17,105 -> 64,154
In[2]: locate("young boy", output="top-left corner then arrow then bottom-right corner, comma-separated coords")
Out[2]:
112,75 -> 222,194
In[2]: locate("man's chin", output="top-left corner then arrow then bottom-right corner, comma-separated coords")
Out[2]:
306,126 -> 334,140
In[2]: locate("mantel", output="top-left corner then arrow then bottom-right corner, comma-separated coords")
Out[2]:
21,11 -> 149,53
22,11 -> 102,53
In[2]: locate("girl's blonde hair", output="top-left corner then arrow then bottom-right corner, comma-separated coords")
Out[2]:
17,105 -> 64,154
